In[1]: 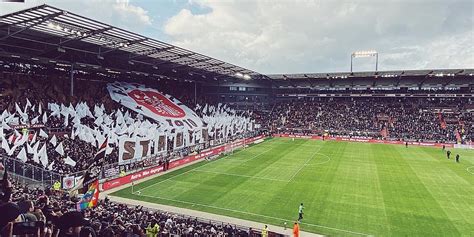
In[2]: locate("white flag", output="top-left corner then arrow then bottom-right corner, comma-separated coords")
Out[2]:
49,135 -> 57,146
39,129 -> 48,138
7,144 -> 17,156
1,138 -> 10,153
17,147 -> 27,163
32,142 -> 40,163
0,110 -> 8,121
55,142 -> 64,156
1,122 -> 11,130
64,114 -> 69,127
15,102 -> 23,115
31,115 -> 39,124
64,156 -> 77,167
47,161 -> 54,171
30,132 -> 37,144
39,144 -> 48,168
15,133 -> 28,147
26,142 -> 34,154
25,98 -> 32,111
42,112 -> 48,124
49,103 -> 60,117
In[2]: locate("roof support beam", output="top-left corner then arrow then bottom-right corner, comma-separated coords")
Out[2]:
59,26 -> 113,45
129,46 -> 174,59
101,38 -> 147,54
0,12 -> 62,40
0,9 -> 62,29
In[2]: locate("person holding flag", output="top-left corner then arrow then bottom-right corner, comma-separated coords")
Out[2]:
71,138 -> 108,210
0,166 -> 12,203
76,180 -> 100,211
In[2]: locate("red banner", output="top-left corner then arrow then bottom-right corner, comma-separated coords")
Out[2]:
273,134 -> 454,148
102,135 -> 265,191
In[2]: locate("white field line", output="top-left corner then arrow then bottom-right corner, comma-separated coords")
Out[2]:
218,140 -> 279,162
303,153 -> 331,166
288,145 -> 324,182
135,145 -> 275,193
221,140 -> 275,158
239,147 -> 274,164
194,156 -> 330,182
134,193 -> 371,236
191,169 -> 288,182
467,166 -> 474,174
212,160 -> 305,170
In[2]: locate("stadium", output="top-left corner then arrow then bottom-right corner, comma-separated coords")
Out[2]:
0,2 -> 473,237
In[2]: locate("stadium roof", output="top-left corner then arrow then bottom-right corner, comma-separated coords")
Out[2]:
268,69 -> 474,80
0,4 -> 268,82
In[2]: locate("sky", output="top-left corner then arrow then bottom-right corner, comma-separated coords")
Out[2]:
1,0 -> 473,74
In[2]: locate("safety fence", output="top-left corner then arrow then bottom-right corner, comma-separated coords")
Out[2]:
1,156 -> 82,187
1,131 -> 262,189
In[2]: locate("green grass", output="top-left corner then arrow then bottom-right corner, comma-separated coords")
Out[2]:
111,138 -> 474,236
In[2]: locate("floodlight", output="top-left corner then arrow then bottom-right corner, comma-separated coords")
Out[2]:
352,50 -> 377,58
351,50 -> 379,72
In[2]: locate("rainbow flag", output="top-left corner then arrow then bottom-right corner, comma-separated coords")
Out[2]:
76,180 -> 99,211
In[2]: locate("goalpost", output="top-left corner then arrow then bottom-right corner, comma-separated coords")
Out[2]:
224,138 -> 237,155
223,132 -> 249,156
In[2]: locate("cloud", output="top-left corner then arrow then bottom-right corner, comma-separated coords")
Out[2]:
113,0 -> 152,26
164,0 -> 474,74
0,0 -> 152,31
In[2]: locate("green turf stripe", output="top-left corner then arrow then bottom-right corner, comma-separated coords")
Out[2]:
401,146 -> 474,235
374,144 -> 461,236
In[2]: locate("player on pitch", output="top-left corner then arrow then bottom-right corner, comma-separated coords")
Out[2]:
298,203 -> 304,222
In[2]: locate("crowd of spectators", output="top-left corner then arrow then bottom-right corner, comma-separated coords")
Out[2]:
269,97 -> 473,143
0,176 -> 258,237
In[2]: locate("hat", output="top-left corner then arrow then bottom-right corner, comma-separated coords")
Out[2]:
0,202 -> 20,229
57,211 -> 89,230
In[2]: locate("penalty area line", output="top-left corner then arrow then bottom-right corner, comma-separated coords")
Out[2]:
131,193 -> 371,236
191,169 -> 288,182
135,145 -> 275,194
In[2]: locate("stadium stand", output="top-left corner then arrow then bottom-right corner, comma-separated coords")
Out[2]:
1,178 -> 263,236
0,4 -> 473,237
268,97 -> 472,143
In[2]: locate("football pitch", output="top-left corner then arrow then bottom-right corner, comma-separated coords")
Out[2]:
111,138 -> 474,236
